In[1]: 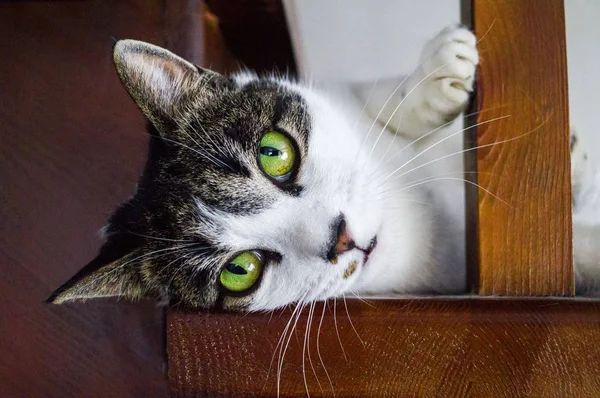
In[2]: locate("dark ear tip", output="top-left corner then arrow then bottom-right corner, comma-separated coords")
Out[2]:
45,288 -> 66,305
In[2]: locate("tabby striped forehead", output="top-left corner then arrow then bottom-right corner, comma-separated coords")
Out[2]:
164,78 -> 311,217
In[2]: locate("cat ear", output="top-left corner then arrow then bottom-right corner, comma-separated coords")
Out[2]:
112,39 -> 219,128
47,235 -> 152,304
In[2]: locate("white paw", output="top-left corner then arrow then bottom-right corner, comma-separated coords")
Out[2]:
419,25 -> 479,116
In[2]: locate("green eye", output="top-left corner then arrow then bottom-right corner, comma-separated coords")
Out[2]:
258,131 -> 296,178
219,251 -> 262,292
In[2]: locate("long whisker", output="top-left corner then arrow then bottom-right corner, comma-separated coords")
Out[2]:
343,294 -> 364,346
375,116 -> 403,168
374,170 -> 495,197
352,79 -> 378,130
308,302 -> 323,393
101,243 -> 201,277
317,301 -> 335,397
172,113 -> 237,171
180,256 -> 218,293
333,298 -> 348,362
379,115 -> 511,185
303,301 -> 323,397
379,105 -> 510,170
124,230 -> 194,243
367,63 -> 450,160
380,177 -> 513,208
161,252 -> 194,283
301,302 -> 311,398
277,300 -> 307,397
356,75 -> 412,159
155,134 -> 231,171
350,291 -> 376,308
264,303 -> 301,393
382,117 -> 548,186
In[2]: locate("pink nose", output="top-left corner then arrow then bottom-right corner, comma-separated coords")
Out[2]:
327,217 -> 355,262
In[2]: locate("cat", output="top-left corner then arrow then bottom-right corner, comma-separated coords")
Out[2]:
49,25 -> 598,310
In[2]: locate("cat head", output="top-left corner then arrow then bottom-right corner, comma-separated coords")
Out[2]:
49,40 -> 387,311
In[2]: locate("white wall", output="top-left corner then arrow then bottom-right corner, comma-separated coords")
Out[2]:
284,0 -> 598,156
565,0 -> 600,155
283,0 -> 460,83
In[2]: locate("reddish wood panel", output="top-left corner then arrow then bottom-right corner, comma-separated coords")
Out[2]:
205,0 -> 297,74
0,1 -> 201,396
168,300 -> 600,397
470,0 -> 573,295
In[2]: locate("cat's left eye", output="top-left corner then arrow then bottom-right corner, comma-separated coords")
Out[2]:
219,251 -> 263,292
258,131 -> 296,181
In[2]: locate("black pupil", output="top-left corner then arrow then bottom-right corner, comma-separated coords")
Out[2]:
227,263 -> 247,275
260,146 -> 281,157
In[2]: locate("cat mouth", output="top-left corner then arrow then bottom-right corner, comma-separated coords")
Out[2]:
358,236 -> 378,265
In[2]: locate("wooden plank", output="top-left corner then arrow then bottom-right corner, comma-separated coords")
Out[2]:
0,1 -> 202,396
468,0 -> 573,295
168,300 -> 600,397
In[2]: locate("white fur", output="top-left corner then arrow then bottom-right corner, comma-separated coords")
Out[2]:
197,26 -> 477,311
198,25 -> 600,309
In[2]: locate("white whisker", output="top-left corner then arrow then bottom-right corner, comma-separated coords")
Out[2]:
375,171 -> 495,198
352,79 -> 378,130
381,176 -> 513,208
343,294 -> 364,346
381,107 -> 508,169
303,301 -> 322,397
333,298 -> 348,362
317,301 -> 335,397
382,116 -> 548,186
277,300 -> 307,397
350,291 -> 376,308
124,230 -> 193,243
379,115 -> 511,185
267,294 -> 306,395
357,75 -> 412,159
367,63 -> 450,160
101,243 -> 201,277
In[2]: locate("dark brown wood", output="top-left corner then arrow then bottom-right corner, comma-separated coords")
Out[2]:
205,0 -> 297,74
469,0 -> 573,296
0,1 -> 201,396
202,4 -> 242,74
168,300 -> 600,397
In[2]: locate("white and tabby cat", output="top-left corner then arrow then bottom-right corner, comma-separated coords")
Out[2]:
49,26 -> 600,309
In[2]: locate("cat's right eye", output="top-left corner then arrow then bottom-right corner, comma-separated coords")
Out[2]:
219,251 -> 263,293
258,131 -> 297,181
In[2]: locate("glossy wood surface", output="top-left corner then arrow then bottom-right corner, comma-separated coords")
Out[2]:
469,0 -> 573,296
168,299 -> 600,397
0,1 -> 202,396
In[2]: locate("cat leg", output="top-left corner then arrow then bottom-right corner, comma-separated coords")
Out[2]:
571,128 -> 600,295
355,25 -> 478,138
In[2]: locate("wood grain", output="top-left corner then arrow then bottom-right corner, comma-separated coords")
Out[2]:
168,299 -> 600,397
0,1 -> 202,396
469,0 -> 573,295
